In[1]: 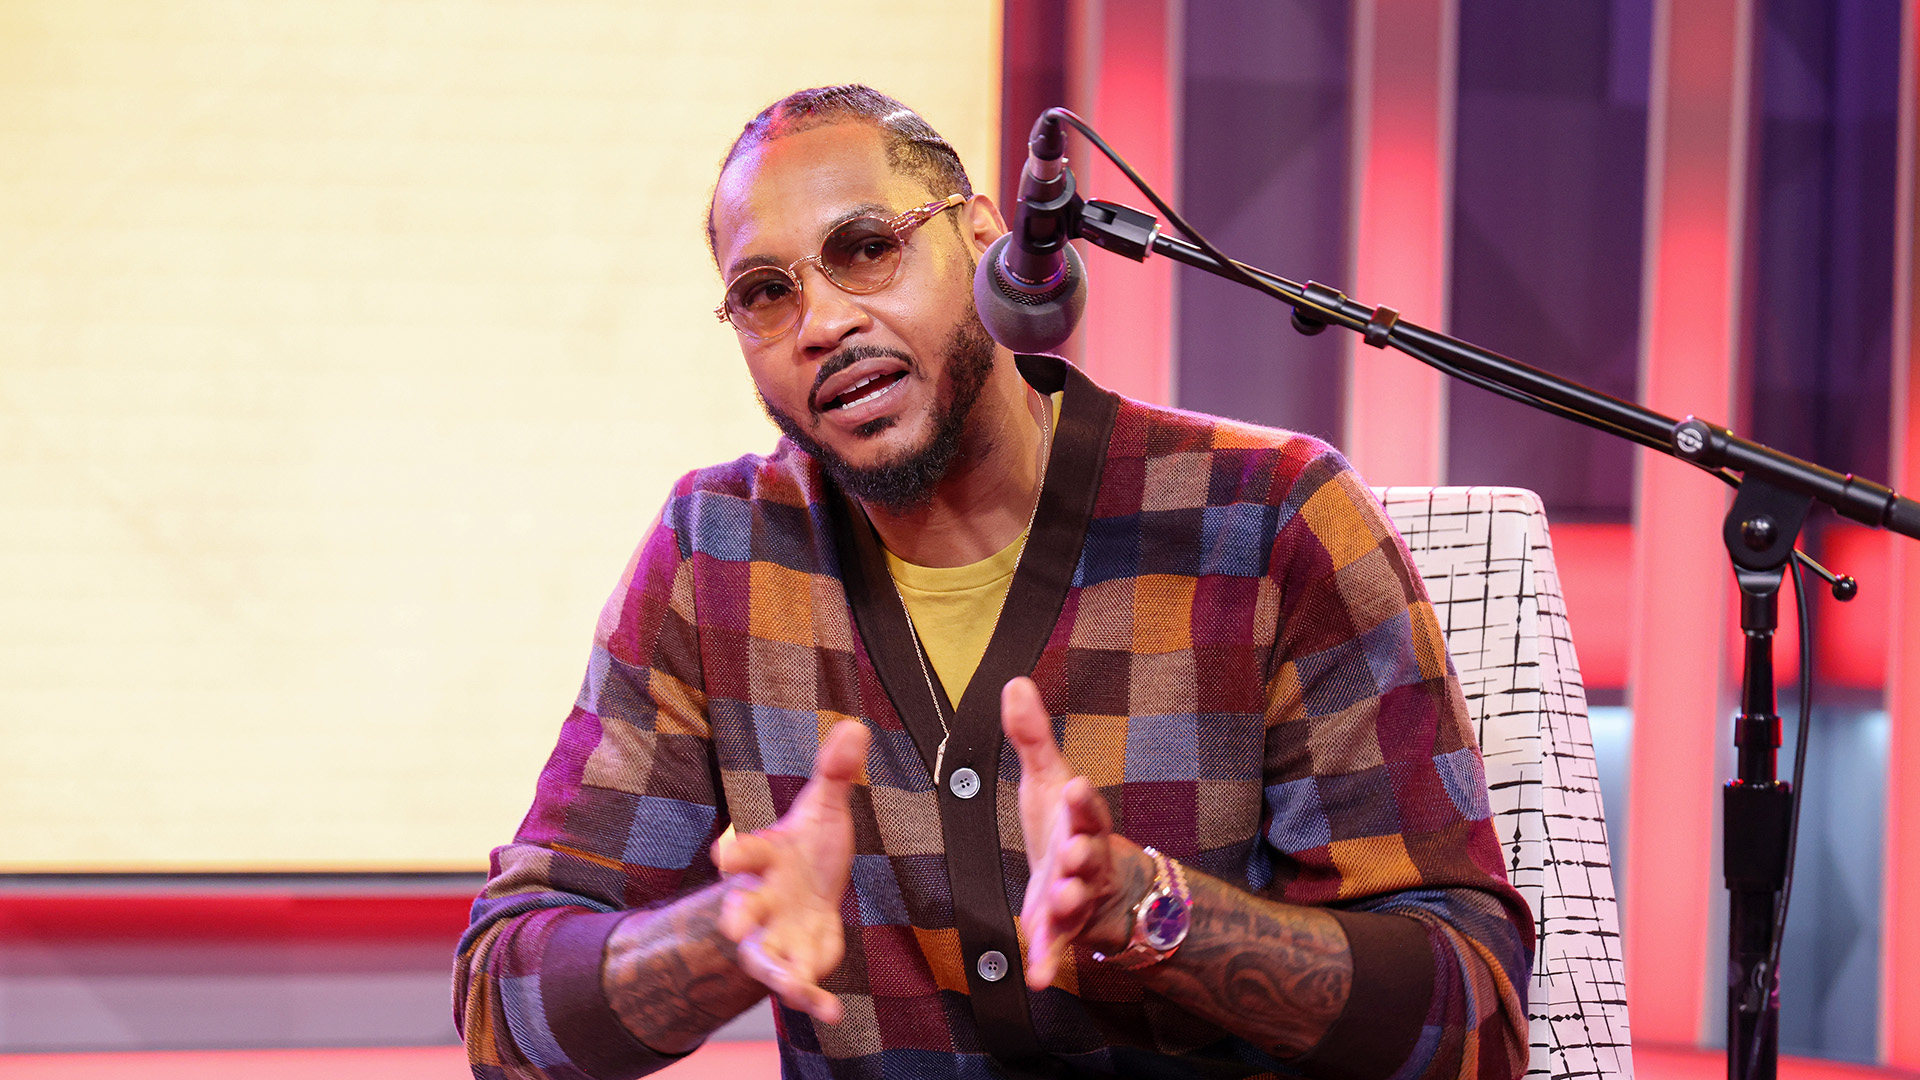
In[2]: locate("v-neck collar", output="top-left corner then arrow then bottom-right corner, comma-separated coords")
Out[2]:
832,354 -> 1117,783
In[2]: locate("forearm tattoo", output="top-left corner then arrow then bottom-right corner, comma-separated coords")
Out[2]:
1140,869 -> 1353,1056
600,882 -> 768,1056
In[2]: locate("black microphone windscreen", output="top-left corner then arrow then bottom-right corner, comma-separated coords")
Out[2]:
972,233 -> 1088,355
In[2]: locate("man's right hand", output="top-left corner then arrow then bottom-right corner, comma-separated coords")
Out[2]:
711,718 -> 870,1024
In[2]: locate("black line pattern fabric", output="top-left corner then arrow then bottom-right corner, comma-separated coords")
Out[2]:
1375,487 -> 1633,1080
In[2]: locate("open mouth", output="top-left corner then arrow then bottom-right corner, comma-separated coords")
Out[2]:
822,370 -> 907,412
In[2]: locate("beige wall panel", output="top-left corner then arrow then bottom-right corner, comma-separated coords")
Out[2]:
0,1 -> 1000,869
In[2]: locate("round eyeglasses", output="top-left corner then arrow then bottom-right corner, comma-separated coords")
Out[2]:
715,193 -> 967,342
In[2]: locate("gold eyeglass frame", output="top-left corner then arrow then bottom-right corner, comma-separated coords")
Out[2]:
714,193 -> 967,341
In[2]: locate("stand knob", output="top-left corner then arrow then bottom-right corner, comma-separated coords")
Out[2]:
1792,550 -> 1860,602
1741,517 -> 1777,551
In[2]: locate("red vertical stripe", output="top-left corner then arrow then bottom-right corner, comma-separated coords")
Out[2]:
1809,524 -> 1890,690
1625,0 -> 1753,1045
1344,0 -> 1454,486
1552,523 -> 1634,691
1070,0 -> 1177,406
1881,0 -> 1920,1064
0,894 -> 471,940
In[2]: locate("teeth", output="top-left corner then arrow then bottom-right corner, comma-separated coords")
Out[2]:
828,373 -> 887,409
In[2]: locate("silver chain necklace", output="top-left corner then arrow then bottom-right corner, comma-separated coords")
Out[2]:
894,389 -> 1053,785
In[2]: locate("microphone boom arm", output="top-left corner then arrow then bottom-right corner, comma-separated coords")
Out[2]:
1073,197 -> 1920,539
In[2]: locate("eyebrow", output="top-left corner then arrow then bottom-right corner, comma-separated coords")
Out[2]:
723,201 -> 892,282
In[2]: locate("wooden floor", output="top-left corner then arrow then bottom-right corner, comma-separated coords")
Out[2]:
2,1042 -> 1915,1079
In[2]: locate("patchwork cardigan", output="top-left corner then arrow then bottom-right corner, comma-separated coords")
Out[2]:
456,355 -> 1533,1080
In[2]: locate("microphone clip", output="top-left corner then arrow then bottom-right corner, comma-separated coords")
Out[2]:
1075,199 -> 1159,263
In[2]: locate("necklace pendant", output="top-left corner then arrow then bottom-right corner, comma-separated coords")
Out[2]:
933,736 -> 948,785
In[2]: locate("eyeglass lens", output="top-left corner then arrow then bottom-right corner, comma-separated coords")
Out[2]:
725,216 -> 906,337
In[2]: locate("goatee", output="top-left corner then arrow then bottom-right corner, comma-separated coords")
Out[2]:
761,311 -> 998,514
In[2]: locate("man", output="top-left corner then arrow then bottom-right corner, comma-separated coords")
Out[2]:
456,85 -> 1532,1080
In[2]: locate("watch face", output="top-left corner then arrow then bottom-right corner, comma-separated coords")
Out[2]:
1141,890 -> 1190,951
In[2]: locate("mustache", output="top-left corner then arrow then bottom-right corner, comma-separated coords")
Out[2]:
810,345 -> 917,409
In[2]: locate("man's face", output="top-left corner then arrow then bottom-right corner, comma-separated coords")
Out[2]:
709,122 -> 998,510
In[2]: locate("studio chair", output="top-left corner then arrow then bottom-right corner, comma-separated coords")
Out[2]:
1375,487 -> 1633,1080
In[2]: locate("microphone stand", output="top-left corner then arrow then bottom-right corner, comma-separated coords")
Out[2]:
1068,194 -> 1920,1080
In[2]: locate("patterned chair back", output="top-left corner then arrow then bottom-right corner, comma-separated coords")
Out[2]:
1375,487 -> 1633,1080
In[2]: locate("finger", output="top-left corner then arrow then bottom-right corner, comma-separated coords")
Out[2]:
815,719 -> 871,783
1062,776 -> 1114,838
795,983 -> 845,1025
738,933 -> 845,1025
1030,867 -> 1093,940
714,831 -> 775,876
1001,677 -> 1065,778
1047,875 -> 1094,929
1025,898 -> 1078,991
1020,872 -> 1084,991
1020,871 -> 1053,959
788,720 -> 870,819
1023,911 -> 1058,989
1024,859 -> 1104,992
716,877 -> 770,942
1042,784 -> 1092,868
709,825 -> 738,868
1055,832 -> 1101,879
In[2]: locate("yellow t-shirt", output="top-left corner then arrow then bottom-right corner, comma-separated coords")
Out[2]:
884,532 -> 1027,708
884,393 -> 1059,707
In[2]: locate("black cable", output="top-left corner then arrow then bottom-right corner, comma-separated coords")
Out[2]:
1041,109 -> 1323,318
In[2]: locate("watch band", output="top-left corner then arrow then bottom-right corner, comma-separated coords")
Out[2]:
1091,845 -> 1191,970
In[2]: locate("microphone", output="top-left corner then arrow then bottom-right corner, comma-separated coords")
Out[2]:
973,112 -> 1088,354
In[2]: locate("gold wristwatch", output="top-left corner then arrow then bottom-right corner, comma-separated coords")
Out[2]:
1091,846 -> 1191,970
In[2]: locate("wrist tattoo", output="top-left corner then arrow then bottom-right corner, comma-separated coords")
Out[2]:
601,883 -> 767,1056
1138,866 -> 1352,1055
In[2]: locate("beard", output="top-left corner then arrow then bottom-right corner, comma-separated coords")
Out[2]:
760,308 -> 998,514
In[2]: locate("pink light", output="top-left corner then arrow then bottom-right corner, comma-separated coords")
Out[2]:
1809,524 -> 1890,689
1344,0 -> 1453,487
1624,0 -> 1751,1044
1552,524 -> 1633,690
1076,0 -> 1175,407
1882,0 -> 1920,1060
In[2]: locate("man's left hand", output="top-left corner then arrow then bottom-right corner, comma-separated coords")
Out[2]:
1001,676 -> 1151,991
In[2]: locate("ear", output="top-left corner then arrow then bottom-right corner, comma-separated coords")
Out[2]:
962,193 -> 1010,257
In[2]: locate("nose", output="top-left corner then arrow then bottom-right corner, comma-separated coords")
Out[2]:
791,261 -> 870,357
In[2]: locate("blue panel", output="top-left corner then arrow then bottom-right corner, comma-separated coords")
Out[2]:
621,796 -> 719,870
676,490 -> 755,562
1263,775 -> 1332,854
1124,714 -> 1201,782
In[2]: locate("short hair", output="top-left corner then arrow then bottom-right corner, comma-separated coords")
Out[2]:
707,84 -> 975,262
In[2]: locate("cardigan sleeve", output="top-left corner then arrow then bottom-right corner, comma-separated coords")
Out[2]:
1261,448 -> 1535,1080
453,479 -> 728,1080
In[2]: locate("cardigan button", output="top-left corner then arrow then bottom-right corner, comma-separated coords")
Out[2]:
948,767 -> 981,799
977,949 -> 1008,982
